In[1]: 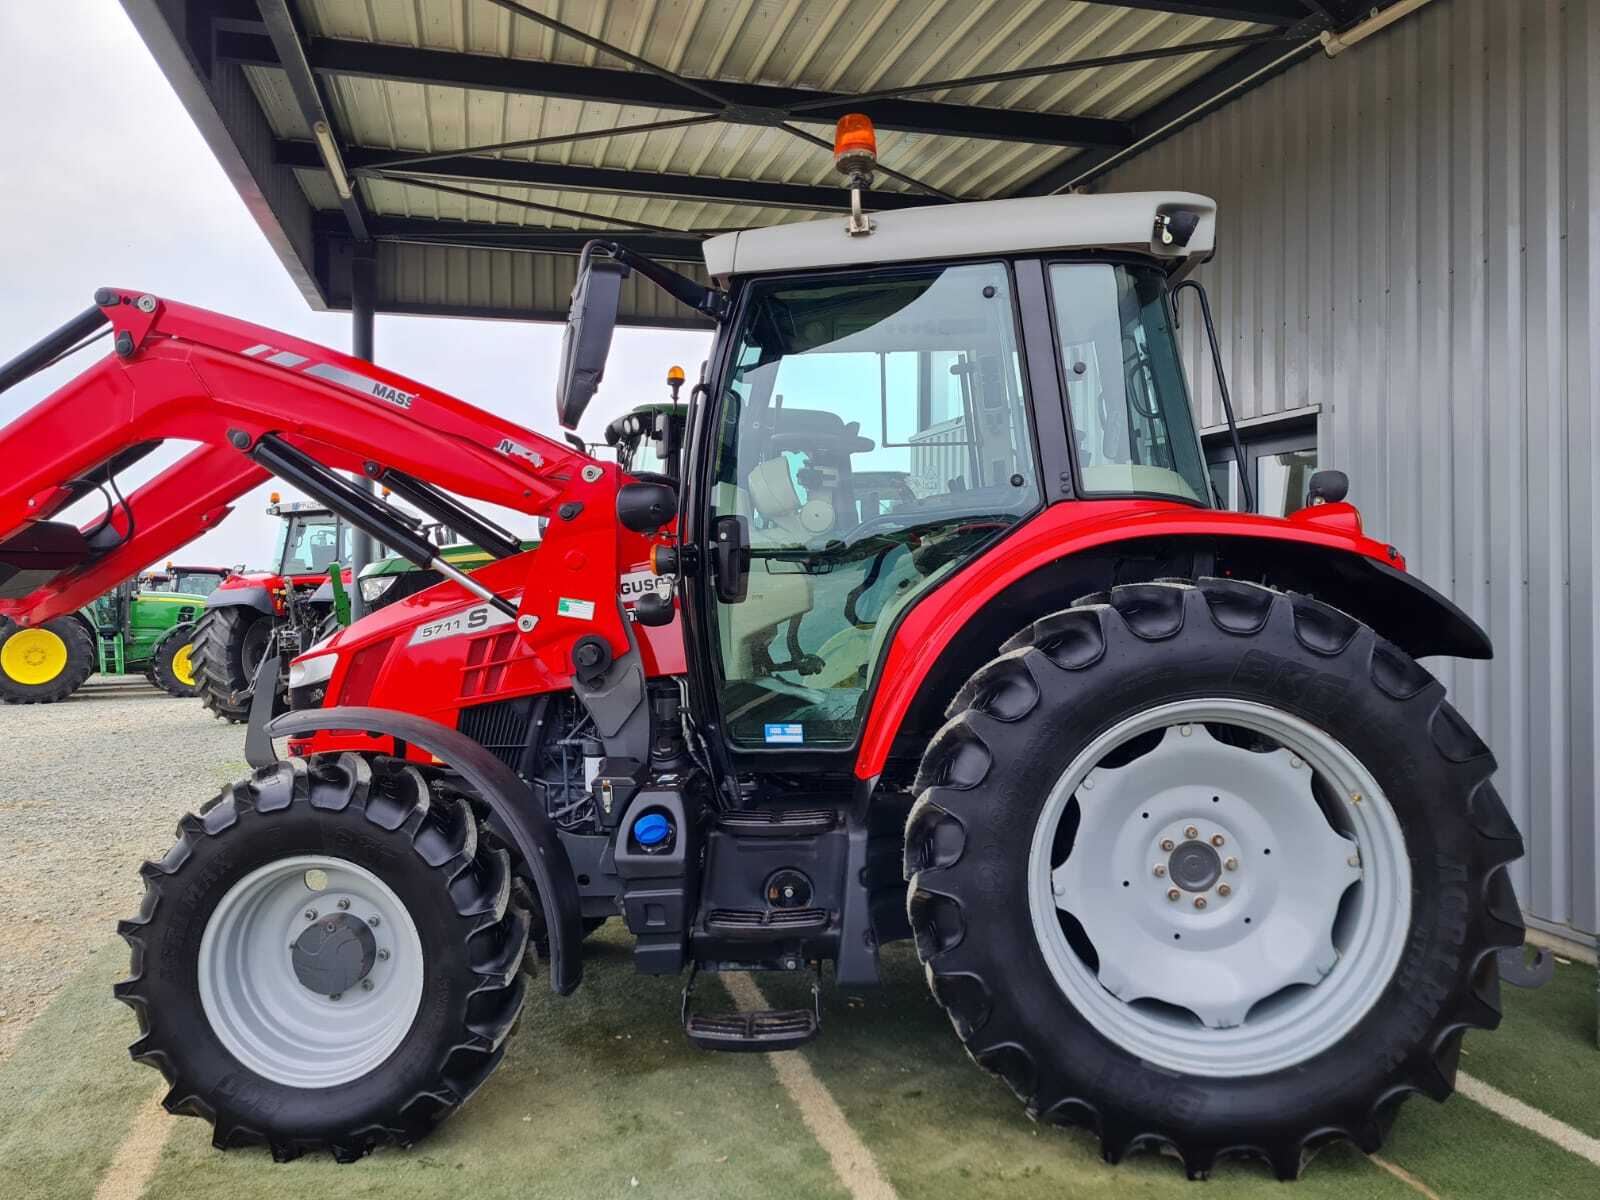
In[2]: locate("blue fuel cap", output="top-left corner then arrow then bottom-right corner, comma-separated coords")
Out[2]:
633,812 -> 671,847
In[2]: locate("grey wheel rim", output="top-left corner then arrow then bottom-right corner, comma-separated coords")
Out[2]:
198,855 -> 424,1088
1028,698 -> 1411,1077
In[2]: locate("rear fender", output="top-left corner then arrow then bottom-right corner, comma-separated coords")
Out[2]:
204,584 -> 276,616
267,705 -> 584,996
856,511 -> 1492,780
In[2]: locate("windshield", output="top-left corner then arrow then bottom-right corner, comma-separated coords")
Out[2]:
276,516 -> 343,575
710,261 -> 1041,747
170,571 -> 225,594
1050,263 -> 1208,503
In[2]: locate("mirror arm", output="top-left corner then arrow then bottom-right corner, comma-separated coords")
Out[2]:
591,240 -> 729,321
1173,280 -> 1254,514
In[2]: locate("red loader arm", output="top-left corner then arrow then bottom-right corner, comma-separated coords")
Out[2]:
0,289 -> 597,626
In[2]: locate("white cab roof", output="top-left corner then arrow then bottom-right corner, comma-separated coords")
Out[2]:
702,191 -> 1215,280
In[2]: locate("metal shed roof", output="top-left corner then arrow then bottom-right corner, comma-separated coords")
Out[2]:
122,1 -> 1409,327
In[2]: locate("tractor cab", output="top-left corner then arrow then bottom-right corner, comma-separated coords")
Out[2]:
559,182 -> 1220,776
266,497 -> 348,582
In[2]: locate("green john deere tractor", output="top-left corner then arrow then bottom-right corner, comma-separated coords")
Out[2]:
0,563 -> 230,704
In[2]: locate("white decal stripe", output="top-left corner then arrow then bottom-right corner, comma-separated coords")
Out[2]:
241,343 -> 273,357
265,350 -> 308,368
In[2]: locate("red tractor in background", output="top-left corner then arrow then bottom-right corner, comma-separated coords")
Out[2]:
192,494 -> 350,722
0,124 -> 1524,1179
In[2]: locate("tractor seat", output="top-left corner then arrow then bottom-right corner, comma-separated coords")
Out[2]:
0,520 -> 92,600
768,408 -> 875,456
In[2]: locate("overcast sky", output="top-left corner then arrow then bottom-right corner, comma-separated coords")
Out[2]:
0,1 -> 712,569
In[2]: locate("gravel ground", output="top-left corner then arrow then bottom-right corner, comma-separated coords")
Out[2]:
0,676 -> 248,1063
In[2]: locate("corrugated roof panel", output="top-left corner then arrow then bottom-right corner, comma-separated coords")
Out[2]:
277,0 -> 1280,237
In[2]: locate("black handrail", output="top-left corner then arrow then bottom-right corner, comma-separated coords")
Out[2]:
1173,280 -> 1254,514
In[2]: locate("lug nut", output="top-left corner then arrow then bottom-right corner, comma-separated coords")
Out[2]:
337,898 -> 351,910
1217,883 -> 1232,897
368,916 -> 381,928
1350,791 -> 1363,804
377,948 -> 390,961
304,909 -> 317,921
329,992 -> 342,1001
1193,896 -> 1208,909
1167,888 -> 1181,901
1184,826 -> 1199,839
1211,834 -> 1225,847
1160,838 -> 1176,851
1225,857 -> 1239,871
361,979 -> 374,991
1348,854 -> 1361,868
1153,864 -> 1167,878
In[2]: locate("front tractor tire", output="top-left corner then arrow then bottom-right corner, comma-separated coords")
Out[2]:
115,754 -> 530,1161
0,616 -> 95,704
905,578 -> 1524,1179
150,626 -> 201,698
192,606 -> 274,722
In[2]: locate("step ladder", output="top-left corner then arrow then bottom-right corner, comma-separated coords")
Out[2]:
680,963 -> 820,1053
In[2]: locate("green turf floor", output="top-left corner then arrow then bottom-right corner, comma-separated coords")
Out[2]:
1,931 -> 1595,1200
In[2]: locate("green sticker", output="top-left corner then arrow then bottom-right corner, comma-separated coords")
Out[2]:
557,597 -> 596,620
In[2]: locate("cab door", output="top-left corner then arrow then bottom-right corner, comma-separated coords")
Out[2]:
690,260 -> 1043,761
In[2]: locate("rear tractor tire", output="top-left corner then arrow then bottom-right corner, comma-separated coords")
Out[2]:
0,616 -> 95,704
906,578 -> 1524,1179
115,753 -> 530,1160
150,626 -> 201,698
192,606 -> 275,723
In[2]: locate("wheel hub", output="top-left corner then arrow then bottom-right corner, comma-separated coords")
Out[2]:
1168,839 -> 1221,892
291,911 -> 377,997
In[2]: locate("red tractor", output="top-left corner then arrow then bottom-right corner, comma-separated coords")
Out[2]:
0,129 -> 1522,1178
192,495 -> 350,722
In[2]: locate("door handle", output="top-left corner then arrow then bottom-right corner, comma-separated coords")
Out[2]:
711,514 -> 750,603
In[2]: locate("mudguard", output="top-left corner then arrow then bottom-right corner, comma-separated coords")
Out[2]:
266,705 -> 584,996
203,584 -> 275,615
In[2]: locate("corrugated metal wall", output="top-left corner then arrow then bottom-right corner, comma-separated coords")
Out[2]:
1101,0 -> 1599,941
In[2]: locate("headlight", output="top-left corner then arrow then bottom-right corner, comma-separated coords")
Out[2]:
287,653 -> 337,690
359,575 -> 398,603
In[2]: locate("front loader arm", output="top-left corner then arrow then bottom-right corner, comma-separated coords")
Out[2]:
0,289 -> 598,626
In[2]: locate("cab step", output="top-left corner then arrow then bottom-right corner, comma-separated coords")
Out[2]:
681,965 -> 820,1053
703,906 -> 830,939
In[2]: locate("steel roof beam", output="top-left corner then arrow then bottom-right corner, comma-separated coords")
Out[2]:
315,215 -> 707,264
276,140 -> 933,213
254,2 -> 369,243
1013,34 -> 1321,195
218,32 -> 1132,150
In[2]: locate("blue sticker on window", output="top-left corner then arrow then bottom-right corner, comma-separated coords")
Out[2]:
764,723 -> 804,745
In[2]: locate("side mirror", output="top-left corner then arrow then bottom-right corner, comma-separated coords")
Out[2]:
556,255 -> 627,430
616,481 -> 677,533
1306,469 -> 1349,506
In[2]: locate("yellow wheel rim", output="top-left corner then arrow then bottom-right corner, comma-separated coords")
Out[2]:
172,643 -> 197,687
1,628 -> 69,686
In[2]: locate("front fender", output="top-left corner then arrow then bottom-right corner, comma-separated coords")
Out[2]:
265,705 -> 584,996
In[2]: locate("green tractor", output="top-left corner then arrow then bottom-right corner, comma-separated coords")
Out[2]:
0,563 -> 230,704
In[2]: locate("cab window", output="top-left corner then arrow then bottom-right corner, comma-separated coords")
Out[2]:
710,262 -> 1040,747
